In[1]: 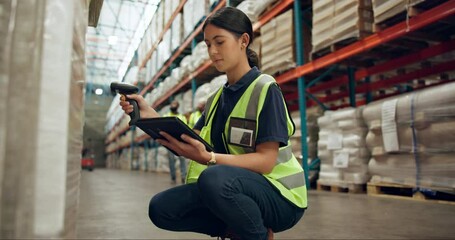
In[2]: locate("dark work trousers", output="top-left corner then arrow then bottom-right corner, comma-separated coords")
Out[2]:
167,150 -> 187,182
149,165 -> 305,240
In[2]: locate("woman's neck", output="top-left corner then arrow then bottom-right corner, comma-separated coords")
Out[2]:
226,60 -> 251,86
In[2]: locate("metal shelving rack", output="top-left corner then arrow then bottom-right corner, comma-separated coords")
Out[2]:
106,0 -> 296,151
106,0 -> 455,187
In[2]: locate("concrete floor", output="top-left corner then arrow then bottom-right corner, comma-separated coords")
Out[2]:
77,169 -> 455,239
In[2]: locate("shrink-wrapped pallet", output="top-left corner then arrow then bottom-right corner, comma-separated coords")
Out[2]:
261,9 -> 295,75
362,83 -> 455,189
0,0 -> 87,237
312,0 -> 373,54
210,74 -> 228,93
312,0 -> 333,53
171,13 -> 183,52
156,146 -> 171,173
183,0 -> 209,39
182,89 -> 194,114
333,0 -> 373,42
317,107 -> 370,187
290,108 -> 322,161
236,0 -> 277,23
372,0 -> 424,24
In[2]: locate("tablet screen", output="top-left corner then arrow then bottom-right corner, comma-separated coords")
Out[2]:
135,117 -> 213,156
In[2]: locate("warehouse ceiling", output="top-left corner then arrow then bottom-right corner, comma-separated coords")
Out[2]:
85,0 -> 160,89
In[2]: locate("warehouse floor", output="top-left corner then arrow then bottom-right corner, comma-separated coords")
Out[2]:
77,169 -> 455,239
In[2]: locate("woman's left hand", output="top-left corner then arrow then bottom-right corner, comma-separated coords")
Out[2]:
156,132 -> 211,165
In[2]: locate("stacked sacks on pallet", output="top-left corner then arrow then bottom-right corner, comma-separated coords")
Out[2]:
290,107 -> 322,162
317,107 -> 371,188
362,83 -> 455,189
291,108 -> 322,185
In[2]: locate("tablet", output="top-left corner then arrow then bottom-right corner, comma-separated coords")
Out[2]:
135,117 -> 213,156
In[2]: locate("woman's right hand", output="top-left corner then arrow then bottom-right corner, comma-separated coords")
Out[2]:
119,94 -> 159,119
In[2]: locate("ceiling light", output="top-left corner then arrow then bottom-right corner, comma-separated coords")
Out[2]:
95,88 -> 104,95
108,36 -> 118,45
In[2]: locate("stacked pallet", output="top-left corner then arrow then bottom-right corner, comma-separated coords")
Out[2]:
290,107 -> 322,162
372,0 -> 424,24
236,0 -> 277,23
260,9 -> 296,75
0,0 -> 87,237
312,0 -> 373,56
317,108 -> 370,191
312,0 -> 333,53
362,82 -> 455,190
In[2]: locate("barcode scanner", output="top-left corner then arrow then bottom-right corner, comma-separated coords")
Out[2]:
110,82 -> 140,126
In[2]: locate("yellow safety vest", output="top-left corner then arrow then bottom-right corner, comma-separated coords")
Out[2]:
188,110 -> 202,129
186,74 -> 307,208
164,111 -> 188,125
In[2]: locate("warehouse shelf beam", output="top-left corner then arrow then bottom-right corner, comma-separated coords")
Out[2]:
306,64 -> 338,89
150,0 -> 298,109
106,0 -> 227,143
106,0 -> 187,133
276,0 -> 455,85
358,59 -> 455,93
334,78 -> 455,110
153,60 -> 213,108
140,0 -> 227,95
307,39 -> 455,95
138,0 -> 188,70
108,0 -> 300,150
306,92 -> 328,111
252,0 -> 294,31
319,59 -> 455,104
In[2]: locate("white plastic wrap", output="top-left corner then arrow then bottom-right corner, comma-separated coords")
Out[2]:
317,107 -> 370,187
236,0 -> 277,23
0,0 -> 87,237
182,89 -> 193,114
362,83 -> 455,189
290,108 -> 322,160
171,13 -> 182,52
123,66 -> 138,84
209,74 -> 227,91
312,0 -> 373,53
260,9 -> 295,75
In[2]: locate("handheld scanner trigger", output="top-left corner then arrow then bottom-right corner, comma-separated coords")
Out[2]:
110,82 -> 140,125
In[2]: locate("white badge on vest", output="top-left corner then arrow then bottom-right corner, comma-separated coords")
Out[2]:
228,117 -> 256,149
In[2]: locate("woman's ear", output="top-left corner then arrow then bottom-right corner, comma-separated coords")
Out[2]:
241,33 -> 250,47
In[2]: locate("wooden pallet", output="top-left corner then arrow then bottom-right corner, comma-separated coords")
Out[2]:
317,182 -> 366,194
310,34 -> 369,61
373,6 -> 421,33
372,0 -> 447,33
367,182 -> 455,205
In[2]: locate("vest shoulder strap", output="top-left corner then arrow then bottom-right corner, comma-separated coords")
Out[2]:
204,88 -> 223,125
245,74 -> 276,120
